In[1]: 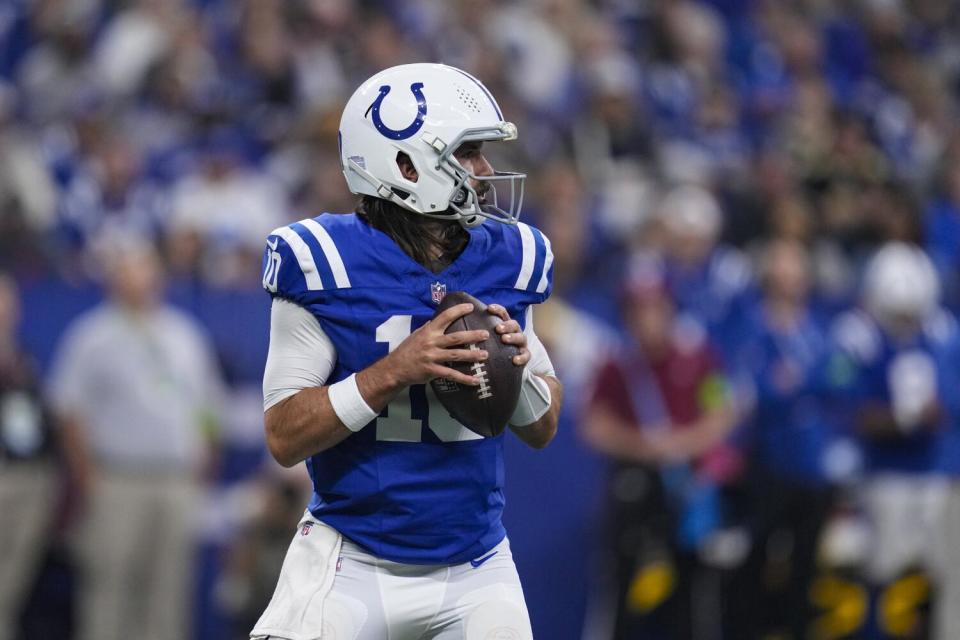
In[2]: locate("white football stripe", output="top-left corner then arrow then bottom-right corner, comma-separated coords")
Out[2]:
300,219 -> 352,289
514,223 -> 536,290
536,234 -> 553,293
272,226 -> 324,290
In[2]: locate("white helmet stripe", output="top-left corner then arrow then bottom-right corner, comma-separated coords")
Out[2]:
514,223 -> 537,290
300,219 -> 352,289
272,226 -> 324,290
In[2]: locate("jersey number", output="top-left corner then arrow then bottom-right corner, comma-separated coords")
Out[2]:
262,245 -> 282,292
375,316 -> 481,443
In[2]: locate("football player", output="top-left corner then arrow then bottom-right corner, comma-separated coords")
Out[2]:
251,64 -> 562,639
828,243 -> 958,636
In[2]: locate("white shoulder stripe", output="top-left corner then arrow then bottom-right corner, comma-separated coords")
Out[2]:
272,226 -> 324,290
514,223 -> 536,290
536,234 -> 553,294
300,219 -> 352,289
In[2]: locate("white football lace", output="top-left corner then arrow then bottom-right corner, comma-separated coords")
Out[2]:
468,344 -> 493,399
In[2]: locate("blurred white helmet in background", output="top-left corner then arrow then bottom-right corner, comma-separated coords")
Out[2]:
338,63 -> 524,228
659,184 -> 722,239
863,242 -> 940,323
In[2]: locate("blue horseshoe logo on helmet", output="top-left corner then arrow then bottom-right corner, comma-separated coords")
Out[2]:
365,83 -> 427,140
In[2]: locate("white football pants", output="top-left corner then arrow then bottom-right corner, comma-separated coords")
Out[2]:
860,474 -> 949,584
251,511 -> 533,640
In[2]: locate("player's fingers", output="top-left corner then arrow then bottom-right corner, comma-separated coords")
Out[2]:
435,348 -> 488,363
431,366 -> 479,386
487,304 -> 510,322
440,329 -> 489,347
500,330 -> 526,348
512,347 -> 530,366
495,319 -> 521,335
431,303 -> 475,331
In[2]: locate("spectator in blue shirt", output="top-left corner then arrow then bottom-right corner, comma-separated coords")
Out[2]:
732,238 -> 848,639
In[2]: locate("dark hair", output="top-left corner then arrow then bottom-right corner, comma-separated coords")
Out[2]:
356,196 -> 468,273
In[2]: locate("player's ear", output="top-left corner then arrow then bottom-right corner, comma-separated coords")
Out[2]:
396,152 -> 419,183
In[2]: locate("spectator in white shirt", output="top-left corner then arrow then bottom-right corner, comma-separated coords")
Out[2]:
49,237 -> 224,640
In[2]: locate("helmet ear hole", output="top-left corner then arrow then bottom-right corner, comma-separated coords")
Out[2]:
396,152 -> 419,183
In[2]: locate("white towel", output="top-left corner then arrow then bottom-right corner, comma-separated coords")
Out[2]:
251,512 -> 342,640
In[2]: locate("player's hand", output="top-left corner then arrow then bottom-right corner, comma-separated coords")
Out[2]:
487,304 -> 529,367
386,303 -> 488,387
643,429 -> 691,464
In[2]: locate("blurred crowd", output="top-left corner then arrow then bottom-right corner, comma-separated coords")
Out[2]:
2,0 -> 960,638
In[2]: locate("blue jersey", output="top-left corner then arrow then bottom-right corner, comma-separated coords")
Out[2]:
261,213 -> 553,564
661,246 -> 755,361
740,303 -> 838,485
924,198 -> 960,312
935,328 -> 960,475
828,309 -> 958,474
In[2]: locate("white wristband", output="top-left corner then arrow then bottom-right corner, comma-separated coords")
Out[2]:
509,367 -> 552,427
328,374 -> 378,432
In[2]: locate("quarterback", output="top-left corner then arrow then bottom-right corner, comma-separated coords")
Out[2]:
252,64 -> 562,639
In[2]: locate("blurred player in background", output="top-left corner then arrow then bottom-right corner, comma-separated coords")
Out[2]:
251,64 -> 562,639
829,243 -> 958,638
0,274 -> 58,640
48,239 -> 224,640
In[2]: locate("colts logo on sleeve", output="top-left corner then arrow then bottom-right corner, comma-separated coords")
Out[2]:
365,83 -> 427,140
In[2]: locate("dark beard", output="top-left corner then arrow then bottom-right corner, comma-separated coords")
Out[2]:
356,196 -> 470,273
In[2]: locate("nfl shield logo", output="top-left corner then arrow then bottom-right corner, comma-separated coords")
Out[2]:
431,281 -> 447,304
301,522 -> 314,536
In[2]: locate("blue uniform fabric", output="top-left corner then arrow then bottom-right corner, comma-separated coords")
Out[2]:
828,309 -> 959,474
662,246 -> 755,362
740,303 -> 837,485
261,212 -> 552,564
934,329 -> 960,476
924,199 -> 960,312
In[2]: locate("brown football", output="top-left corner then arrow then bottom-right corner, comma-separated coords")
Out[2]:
429,291 -> 523,438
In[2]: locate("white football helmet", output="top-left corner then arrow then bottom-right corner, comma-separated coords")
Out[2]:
863,242 -> 941,323
339,63 -> 524,227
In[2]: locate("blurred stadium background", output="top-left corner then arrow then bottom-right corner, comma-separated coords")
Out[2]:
2,0 -> 960,638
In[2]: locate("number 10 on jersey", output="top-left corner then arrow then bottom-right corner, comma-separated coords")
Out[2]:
375,315 -> 481,443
